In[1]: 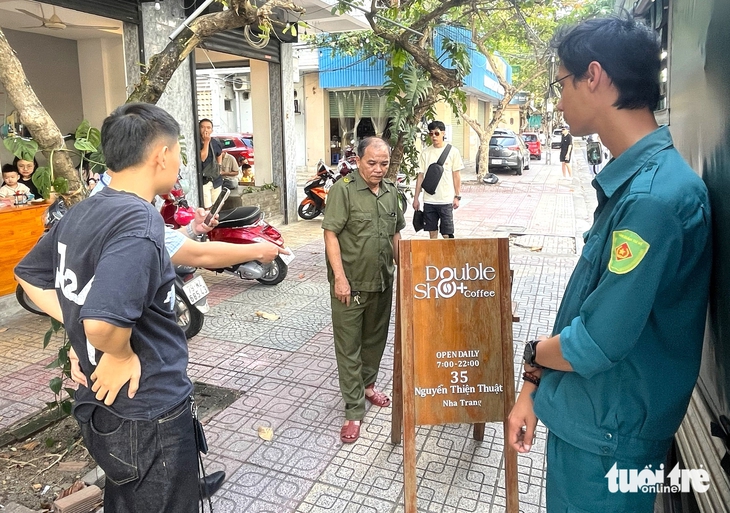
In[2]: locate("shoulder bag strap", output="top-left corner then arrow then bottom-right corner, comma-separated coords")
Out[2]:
437,144 -> 452,166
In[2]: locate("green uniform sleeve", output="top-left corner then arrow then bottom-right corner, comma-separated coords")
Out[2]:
396,190 -> 406,232
321,180 -> 348,234
560,195 -> 685,378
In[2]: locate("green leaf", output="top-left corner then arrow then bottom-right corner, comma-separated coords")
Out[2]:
49,376 -> 63,394
74,138 -> 97,153
75,120 -> 91,141
178,135 -> 188,167
51,318 -> 63,331
64,387 -> 76,399
45,437 -> 55,448
61,401 -> 73,415
43,328 -> 53,348
33,166 -> 52,200
3,136 -> 38,161
53,177 -> 69,195
88,127 -> 101,149
46,359 -> 62,369
87,149 -> 107,174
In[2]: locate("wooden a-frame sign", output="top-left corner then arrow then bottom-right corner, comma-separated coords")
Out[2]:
392,237 -> 519,513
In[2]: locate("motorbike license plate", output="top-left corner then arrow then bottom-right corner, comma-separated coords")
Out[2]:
182,275 -> 209,304
280,247 -> 295,265
490,159 -> 503,165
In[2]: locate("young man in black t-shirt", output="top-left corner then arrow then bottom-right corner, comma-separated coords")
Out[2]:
15,103 -> 201,512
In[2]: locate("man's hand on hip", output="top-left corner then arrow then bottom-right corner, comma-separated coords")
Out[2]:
90,351 -> 141,406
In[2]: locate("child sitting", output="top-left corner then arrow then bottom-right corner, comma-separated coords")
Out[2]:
240,163 -> 255,185
0,165 -> 31,200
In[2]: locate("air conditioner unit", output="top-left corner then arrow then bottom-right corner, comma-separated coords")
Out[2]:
232,77 -> 250,91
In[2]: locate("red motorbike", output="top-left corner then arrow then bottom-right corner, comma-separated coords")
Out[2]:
161,183 -> 293,286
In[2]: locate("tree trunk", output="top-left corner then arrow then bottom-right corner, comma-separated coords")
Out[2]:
0,28 -> 82,204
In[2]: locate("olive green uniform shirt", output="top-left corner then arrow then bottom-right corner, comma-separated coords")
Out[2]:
322,171 -> 406,293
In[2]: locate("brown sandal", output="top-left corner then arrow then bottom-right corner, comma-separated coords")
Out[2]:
365,383 -> 391,407
340,420 -> 361,443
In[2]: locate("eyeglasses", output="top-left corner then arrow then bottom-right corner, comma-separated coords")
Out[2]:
549,73 -> 574,92
429,131 -> 442,136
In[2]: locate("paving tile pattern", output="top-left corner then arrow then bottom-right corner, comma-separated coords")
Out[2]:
0,149 -> 599,512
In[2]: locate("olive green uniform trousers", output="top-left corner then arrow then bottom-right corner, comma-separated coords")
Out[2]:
331,287 -> 393,421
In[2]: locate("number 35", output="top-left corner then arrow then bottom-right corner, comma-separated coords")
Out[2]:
450,371 -> 468,384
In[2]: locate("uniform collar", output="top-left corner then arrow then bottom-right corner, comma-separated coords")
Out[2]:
595,126 -> 674,198
353,170 -> 388,193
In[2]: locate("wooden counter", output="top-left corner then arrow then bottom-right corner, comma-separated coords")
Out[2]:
0,201 -> 48,296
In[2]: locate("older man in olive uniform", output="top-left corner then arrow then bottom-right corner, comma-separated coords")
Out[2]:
323,137 -> 405,444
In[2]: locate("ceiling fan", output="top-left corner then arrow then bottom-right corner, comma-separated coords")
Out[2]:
16,4 -> 118,31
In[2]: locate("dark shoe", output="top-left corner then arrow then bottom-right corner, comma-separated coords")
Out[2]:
200,470 -> 226,499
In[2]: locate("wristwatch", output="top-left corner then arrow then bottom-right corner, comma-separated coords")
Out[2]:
454,195 -> 462,200
523,339 -> 543,368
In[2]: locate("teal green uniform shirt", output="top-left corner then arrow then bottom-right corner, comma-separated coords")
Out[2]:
534,126 -> 712,462
322,171 -> 406,293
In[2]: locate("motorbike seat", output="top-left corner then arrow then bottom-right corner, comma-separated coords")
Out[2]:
216,206 -> 262,228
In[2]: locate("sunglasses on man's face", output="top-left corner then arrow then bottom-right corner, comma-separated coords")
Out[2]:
430,131 -> 442,136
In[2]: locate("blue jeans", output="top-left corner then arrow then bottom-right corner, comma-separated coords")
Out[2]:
77,400 -> 199,513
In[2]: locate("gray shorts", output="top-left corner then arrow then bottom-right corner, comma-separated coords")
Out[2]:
423,203 -> 454,235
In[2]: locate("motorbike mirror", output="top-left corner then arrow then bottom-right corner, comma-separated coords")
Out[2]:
586,141 -> 603,165
179,178 -> 191,194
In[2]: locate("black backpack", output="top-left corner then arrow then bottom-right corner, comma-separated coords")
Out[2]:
421,145 -> 451,195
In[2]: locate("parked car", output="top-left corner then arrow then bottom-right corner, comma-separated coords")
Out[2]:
493,128 -> 517,136
521,132 -> 542,160
213,133 -> 254,166
550,128 -> 564,149
488,134 -> 530,175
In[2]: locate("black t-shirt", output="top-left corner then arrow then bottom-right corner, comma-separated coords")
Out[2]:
560,133 -> 573,152
201,138 -> 223,188
18,176 -> 40,198
15,188 -> 192,420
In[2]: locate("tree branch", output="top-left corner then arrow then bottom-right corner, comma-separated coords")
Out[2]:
127,0 -> 304,104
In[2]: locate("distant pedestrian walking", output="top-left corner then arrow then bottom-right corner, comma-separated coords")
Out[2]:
559,126 -> 573,178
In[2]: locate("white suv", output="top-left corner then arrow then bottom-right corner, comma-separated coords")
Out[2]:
550,128 -> 563,149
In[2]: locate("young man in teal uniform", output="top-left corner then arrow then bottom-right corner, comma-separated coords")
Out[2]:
508,17 -> 712,512
323,137 -> 405,444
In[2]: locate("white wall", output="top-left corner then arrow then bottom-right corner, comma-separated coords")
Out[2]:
1,29 -> 84,167
77,38 -> 127,129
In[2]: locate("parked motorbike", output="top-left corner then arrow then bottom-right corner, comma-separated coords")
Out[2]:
298,159 -> 340,220
163,185 -> 293,286
16,195 -> 209,340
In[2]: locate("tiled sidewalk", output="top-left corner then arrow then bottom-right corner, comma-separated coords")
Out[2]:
0,146 -> 597,512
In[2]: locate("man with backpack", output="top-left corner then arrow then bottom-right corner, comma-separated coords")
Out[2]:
412,121 -> 464,238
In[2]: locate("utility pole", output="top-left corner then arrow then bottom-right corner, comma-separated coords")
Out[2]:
545,53 -> 556,166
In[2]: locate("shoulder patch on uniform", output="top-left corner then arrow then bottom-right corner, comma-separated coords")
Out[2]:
608,230 -> 650,274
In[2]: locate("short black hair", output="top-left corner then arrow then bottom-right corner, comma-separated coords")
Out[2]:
101,103 -> 180,172
199,118 -> 213,128
427,121 -> 446,132
356,137 -> 390,158
2,164 -> 18,176
552,16 -> 661,110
